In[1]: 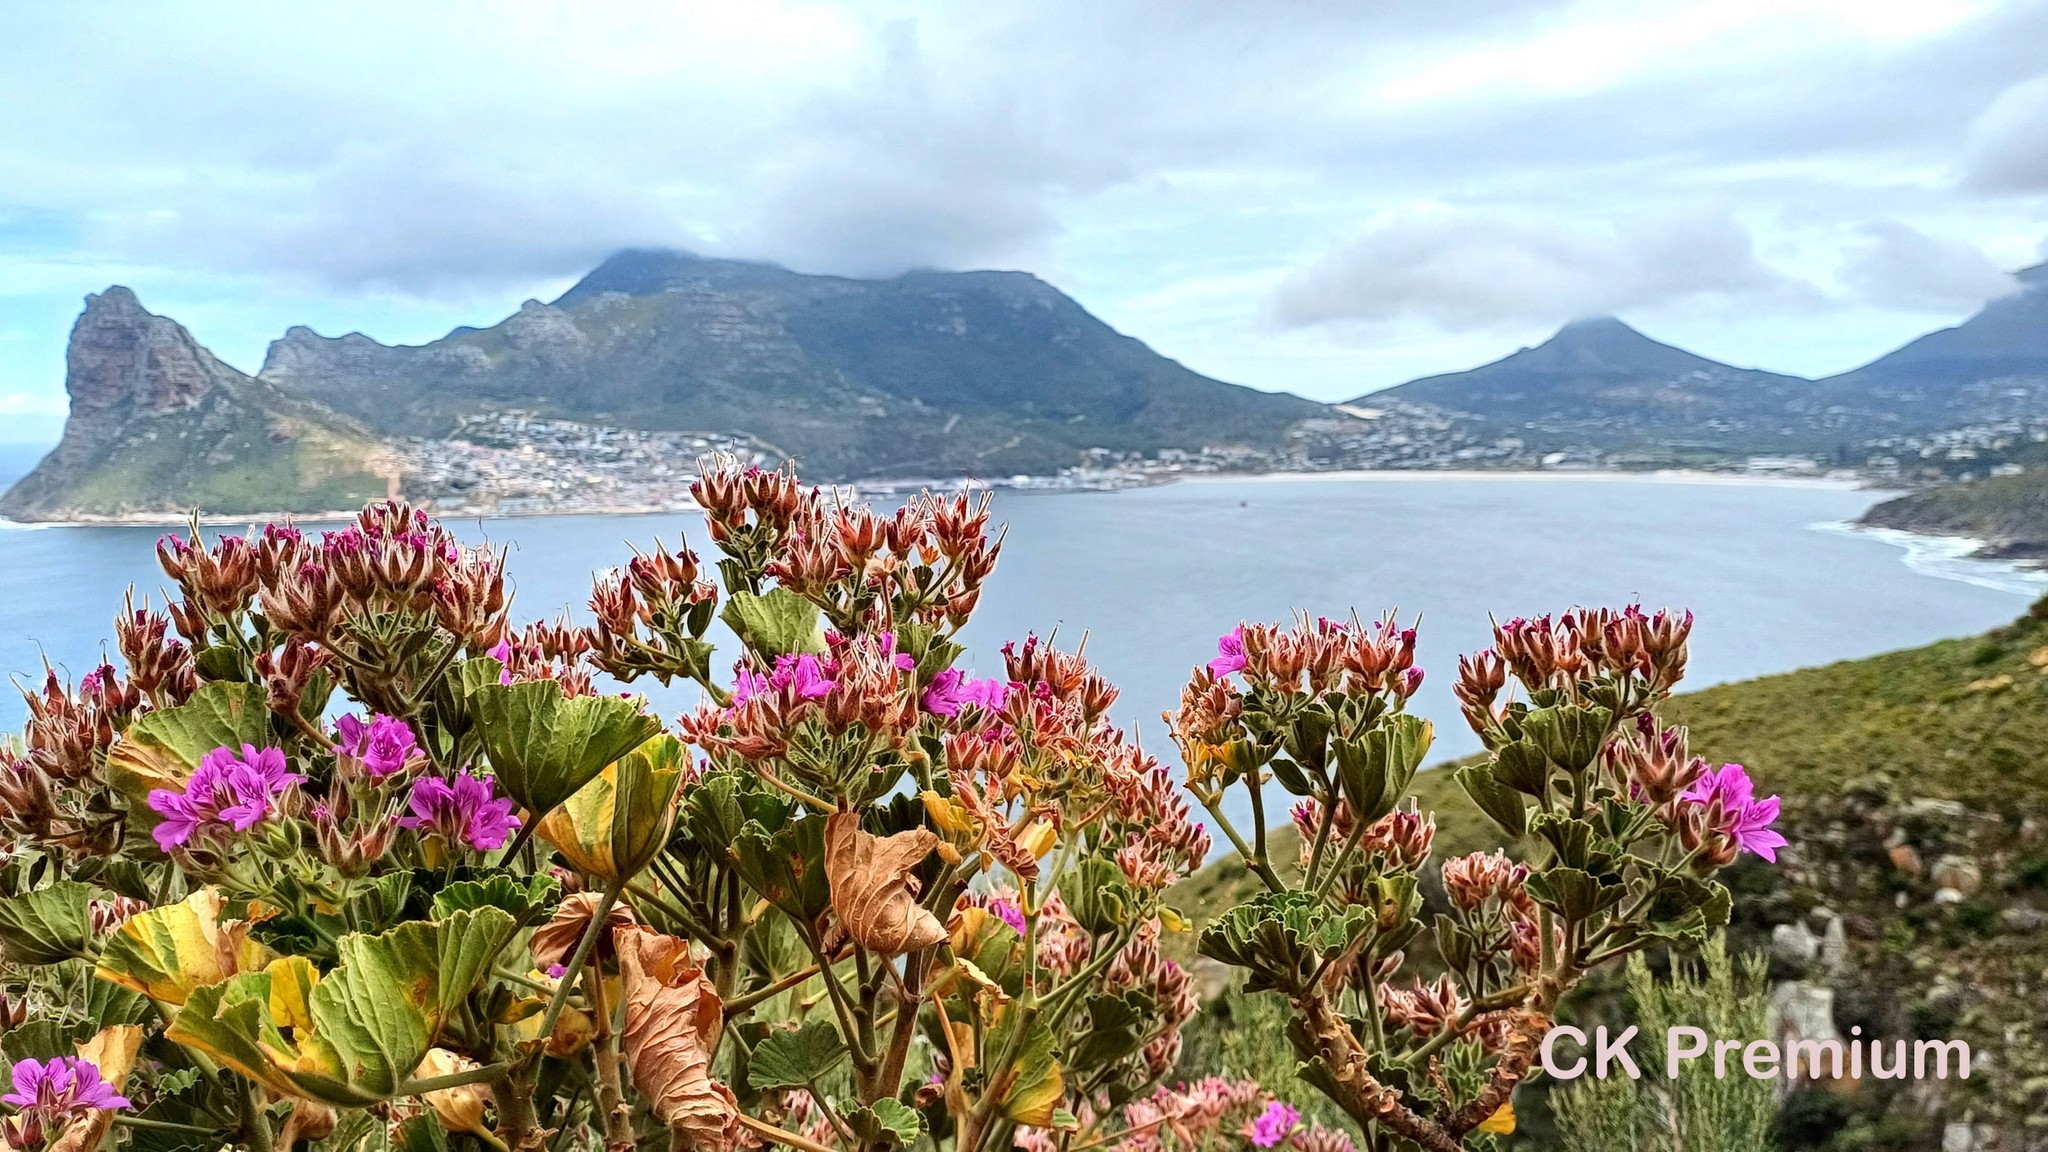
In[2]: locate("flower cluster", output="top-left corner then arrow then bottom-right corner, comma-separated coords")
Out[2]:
1,1057 -> 128,1150
400,773 -> 520,853
146,744 -> 301,851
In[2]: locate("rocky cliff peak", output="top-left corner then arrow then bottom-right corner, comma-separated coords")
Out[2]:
68,287 -> 242,416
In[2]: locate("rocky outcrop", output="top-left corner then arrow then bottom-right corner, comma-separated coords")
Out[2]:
0,289 -> 389,521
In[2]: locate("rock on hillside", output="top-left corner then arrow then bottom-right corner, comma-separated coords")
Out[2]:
255,249 -> 1331,480
0,289 -> 390,521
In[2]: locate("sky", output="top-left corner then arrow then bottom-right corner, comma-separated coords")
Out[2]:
2,0 -> 2046,445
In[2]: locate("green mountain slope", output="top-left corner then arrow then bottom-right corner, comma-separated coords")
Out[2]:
256,248 -> 1330,479
0,288 -> 390,521
1861,466 -> 2048,557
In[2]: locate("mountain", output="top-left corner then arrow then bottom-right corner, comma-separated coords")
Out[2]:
255,248 -> 1328,479
1356,317 -> 1824,456
1357,267 -> 2048,460
0,288 -> 390,521
1810,262 -> 2048,430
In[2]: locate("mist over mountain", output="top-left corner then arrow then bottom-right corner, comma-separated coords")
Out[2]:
256,248 -> 1327,480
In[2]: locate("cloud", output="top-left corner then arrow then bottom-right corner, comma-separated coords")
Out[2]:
1837,220 -> 2019,310
1966,75 -> 2048,191
1268,207 -> 1814,330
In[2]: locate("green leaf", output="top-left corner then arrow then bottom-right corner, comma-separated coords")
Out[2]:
845,1099 -> 923,1146
1335,713 -> 1433,825
432,874 -> 563,927
1068,990 -> 1155,1071
721,588 -> 827,658
167,907 -> 517,1106
1,1020 -> 93,1068
1454,764 -> 1527,839
1197,892 -> 1371,994
732,814 -> 831,923
747,1019 -> 850,1090
470,679 -> 661,819
1492,741 -> 1551,797
1061,857 -> 1134,937
989,1007 -> 1066,1127
1523,867 -> 1626,922
0,880 -> 97,964
1520,704 -> 1612,774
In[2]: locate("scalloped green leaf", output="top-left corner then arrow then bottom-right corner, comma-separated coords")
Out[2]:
720,588 -> 827,658
431,874 -> 562,927
469,679 -> 660,819
748,1018 -> 849,1090
0,880 -> 97,965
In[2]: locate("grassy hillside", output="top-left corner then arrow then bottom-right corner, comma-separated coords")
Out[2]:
1173,603 -> 2048,1149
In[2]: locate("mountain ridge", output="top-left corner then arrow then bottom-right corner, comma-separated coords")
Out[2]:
253,248 -> 1329,481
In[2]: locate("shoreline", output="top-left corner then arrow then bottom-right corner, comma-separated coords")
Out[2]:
0,466 -> 1885,528
1185,467 -> 1878,491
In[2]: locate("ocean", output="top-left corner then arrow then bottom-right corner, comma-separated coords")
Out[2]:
2,473 -> 2040,776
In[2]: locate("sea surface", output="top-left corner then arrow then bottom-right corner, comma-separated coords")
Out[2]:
1,474 -> 2041,788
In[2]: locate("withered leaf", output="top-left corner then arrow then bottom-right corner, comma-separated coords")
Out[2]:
530,891 -> 640,970
616,926 -> 742,1152
824,812 -> 946,956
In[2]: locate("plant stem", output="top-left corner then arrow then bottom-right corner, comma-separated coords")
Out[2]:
236,1072 -> 275,1152
400,1061 -> 514,1095
737,1113 -> 840,1152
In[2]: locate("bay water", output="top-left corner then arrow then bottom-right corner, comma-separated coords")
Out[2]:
2,475 -> 2039,815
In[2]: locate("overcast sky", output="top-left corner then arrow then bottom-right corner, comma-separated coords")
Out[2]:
2,0 -> 2045,445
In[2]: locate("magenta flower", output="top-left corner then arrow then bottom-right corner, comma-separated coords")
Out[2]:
923,668 -> 1010,717
400,772 -> 521,852
146,744 -> 301,851
1208,626 -> 1247,678
1683,762 -> 1787,862
988,897 -> 1027,936
730,653 -> 836,705
333,713 -> 421,778
3,1056 -> 130,1116
1248,1101 -> 1299,1148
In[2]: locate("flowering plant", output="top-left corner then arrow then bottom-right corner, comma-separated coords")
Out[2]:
1169,609 -> 1775,1152
0,461 -> 1217,1152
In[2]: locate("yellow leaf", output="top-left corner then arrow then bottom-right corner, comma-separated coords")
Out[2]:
1478,1102 -> 1515,1135
266,956 -> 320,1032
94,888 -> 271,1005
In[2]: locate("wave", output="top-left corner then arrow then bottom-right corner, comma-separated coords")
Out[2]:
1813,521 -> 2048,597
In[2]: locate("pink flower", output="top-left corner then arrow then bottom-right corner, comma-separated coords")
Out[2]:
333,713 -> 420,778
400,773 -> 521,852
1207,626 -> 1247,678
922,668 -> 1009,717
730,653 -> 836,705
988,897 -> 1027,936
1683,762 -> 1787,862
3,1056 -> 129,1116
146,744 -> 301,851
1248,1101 -> 1299,1148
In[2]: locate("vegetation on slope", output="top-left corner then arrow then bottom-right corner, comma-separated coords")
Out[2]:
1861,467 -> 2048,558
1176,602 -> 2048,1149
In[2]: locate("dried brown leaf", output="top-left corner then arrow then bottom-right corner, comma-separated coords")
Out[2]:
616,926 -> 742,1152
824,812 -> 946,956
530,892 -> 640,969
